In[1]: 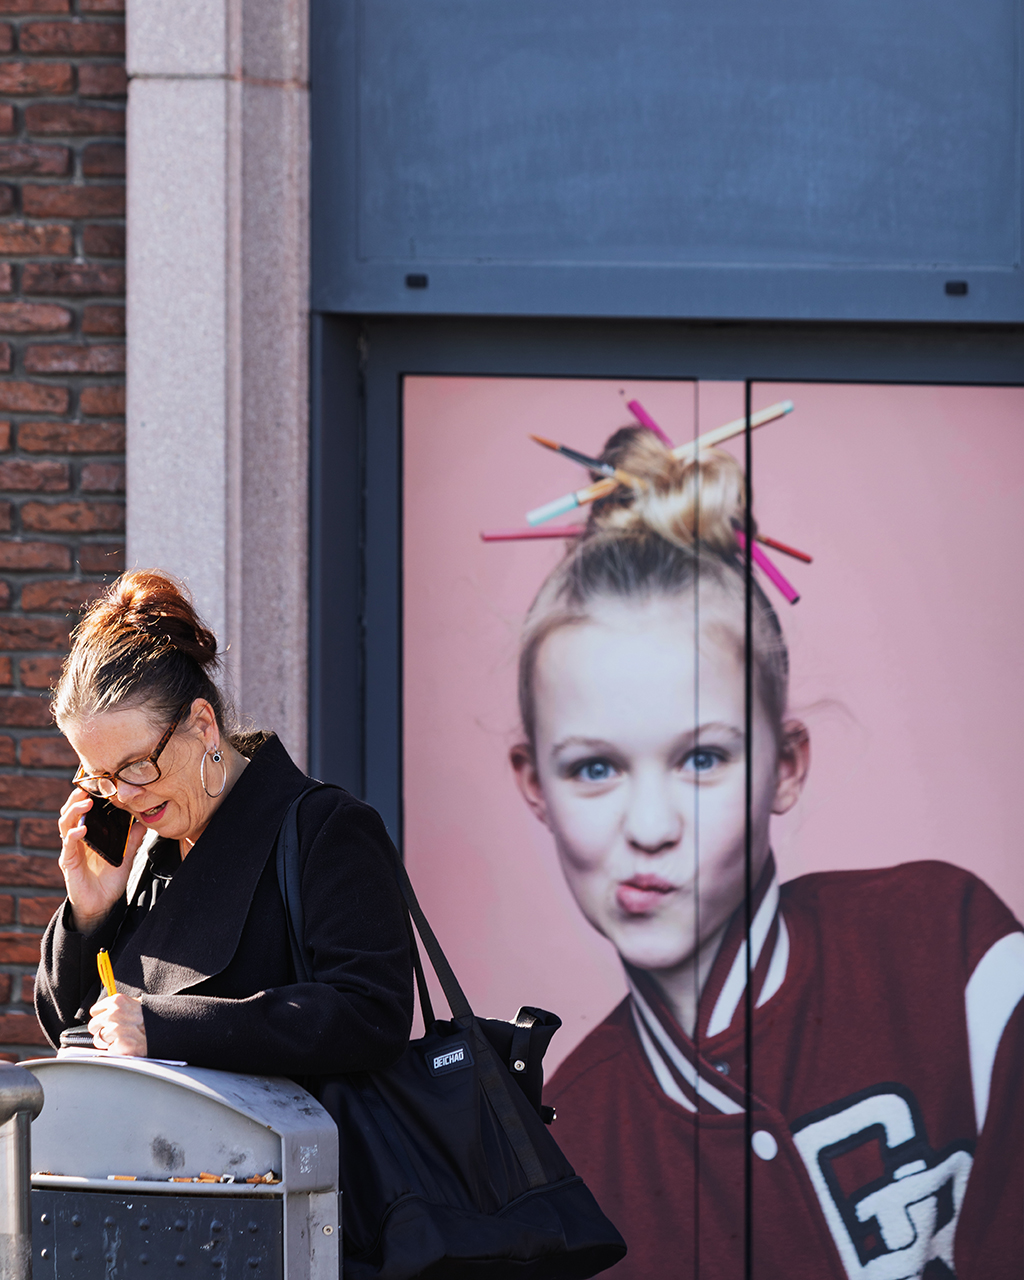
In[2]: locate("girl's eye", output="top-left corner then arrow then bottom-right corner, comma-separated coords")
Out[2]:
573,759 -> 617,783
685,748 -> 726,773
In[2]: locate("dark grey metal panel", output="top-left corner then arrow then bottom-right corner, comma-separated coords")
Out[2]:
307,315 -> 1024,838
360,346 -> 403,836
308,315 -> 365,796
311,0 -> 1024,321
32,1189 -> 282,1280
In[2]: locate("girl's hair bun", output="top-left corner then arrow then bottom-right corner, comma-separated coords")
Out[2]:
78,570 -> 219,668
518,424 -> 786,753
588,426 -> 749,553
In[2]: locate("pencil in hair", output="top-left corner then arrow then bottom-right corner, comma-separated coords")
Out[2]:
756,534 -> 812,564
524,401 -> 793,527
625,400 -> 674,447
529,435 -> 639,487
526,477 -> 617,526
736,530 -> 800,604
672,400 -> 794,462
481,526 -> 585,541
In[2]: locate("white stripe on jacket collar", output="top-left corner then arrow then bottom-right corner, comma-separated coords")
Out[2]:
706,875 -> 783,1037
626,868 -> 789,1116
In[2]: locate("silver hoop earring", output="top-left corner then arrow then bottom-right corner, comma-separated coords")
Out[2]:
200,745 -> 226,798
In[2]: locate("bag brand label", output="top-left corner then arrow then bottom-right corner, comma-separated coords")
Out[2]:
428,1040 -> 474,1076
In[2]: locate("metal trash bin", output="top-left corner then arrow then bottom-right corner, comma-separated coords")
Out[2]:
21,1057 -> 339,1280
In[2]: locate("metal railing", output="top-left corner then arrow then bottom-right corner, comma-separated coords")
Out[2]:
0,1064 -> 43,1280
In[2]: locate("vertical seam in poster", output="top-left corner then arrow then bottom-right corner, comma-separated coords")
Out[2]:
356,322 -> 370,800
692,376 -> 701,1280
396,365 -> 407,853
743,378 -> 754,1280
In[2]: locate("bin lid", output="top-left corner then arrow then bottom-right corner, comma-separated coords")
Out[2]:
23,1057 -> 338,1194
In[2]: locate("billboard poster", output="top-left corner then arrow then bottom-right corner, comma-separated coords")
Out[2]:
402,378 -> 1024,1278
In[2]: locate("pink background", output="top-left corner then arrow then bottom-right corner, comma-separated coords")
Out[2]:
403,377 -> 1024,1070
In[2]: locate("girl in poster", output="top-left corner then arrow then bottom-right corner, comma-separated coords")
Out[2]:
509,427 -> 1023,1279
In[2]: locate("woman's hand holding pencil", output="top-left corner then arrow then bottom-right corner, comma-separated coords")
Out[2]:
89,947 -> 148,1056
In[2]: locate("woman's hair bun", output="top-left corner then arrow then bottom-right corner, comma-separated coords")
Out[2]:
78,570 -> 219,667
52,569 -> 229,730
588,426 -> 749,553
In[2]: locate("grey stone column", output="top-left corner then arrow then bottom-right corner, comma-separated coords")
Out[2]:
125,0 -> 309,764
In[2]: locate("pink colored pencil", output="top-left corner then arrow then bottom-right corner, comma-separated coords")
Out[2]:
626,400 -> 674,447
481,526 -> 585,542
735,530 -> 800,605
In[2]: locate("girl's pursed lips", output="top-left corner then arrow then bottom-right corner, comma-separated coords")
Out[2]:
621,874 -> 676,892
616,874 -> 677,916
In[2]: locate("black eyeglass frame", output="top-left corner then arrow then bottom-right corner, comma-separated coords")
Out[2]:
72,699 -> 195,799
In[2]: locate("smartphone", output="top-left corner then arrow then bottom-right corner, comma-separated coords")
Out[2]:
83,798 -> 135,868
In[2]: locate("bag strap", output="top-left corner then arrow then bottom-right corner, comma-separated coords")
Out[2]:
387,849 -> 474,1024
400,900 -> 436,1027
274,783 -> 442,1022
471,1020 -> 546,1187
275,786 -> 316,984
384,852 -> 547,1185
273,784 -> 547,1189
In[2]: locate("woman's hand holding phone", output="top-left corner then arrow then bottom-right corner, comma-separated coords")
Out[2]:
59,788 -> 144,935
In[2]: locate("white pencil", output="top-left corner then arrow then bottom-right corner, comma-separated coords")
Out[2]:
671,400 -> 794,461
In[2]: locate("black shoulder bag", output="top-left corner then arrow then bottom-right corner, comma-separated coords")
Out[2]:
275,789 -> 626,1280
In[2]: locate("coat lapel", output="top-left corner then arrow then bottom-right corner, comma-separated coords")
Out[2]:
112,735 -> 309,996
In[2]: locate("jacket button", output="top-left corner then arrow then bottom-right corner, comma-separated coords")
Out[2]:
751,1130 -> 778,1161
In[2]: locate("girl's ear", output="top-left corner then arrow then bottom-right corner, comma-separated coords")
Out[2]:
510,742 -> 552,829
772,719 -> 810,815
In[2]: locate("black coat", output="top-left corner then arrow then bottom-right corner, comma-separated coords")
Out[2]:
35,735 -> 414,1077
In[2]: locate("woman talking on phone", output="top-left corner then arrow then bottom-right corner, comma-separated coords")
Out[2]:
35,571 -> 413,1074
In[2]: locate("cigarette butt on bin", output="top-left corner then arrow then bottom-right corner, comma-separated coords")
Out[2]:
168,1173 -> 235,1184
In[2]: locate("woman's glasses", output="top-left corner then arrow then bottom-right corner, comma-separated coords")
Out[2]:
72,700 -> 193,799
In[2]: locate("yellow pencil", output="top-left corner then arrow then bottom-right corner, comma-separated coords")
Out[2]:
97,948 -> 116,997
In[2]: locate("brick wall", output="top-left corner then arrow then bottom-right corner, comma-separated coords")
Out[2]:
0,0 -> 125,1060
